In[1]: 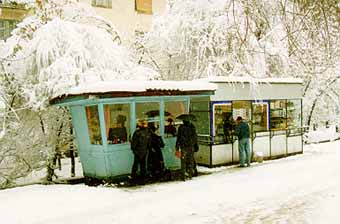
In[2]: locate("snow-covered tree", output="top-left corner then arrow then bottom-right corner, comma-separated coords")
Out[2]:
136,0 -> 340,127
281,0 -> 340,126
0,0 -> 159,188
135,0 -> 289,80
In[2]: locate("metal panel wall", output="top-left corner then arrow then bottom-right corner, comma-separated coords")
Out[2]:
211,83 -> 302,101
212,144 -> 233,165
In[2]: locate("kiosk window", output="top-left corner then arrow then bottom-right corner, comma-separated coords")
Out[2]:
190,97 -> 210,143
104,104 -> 130,144
287,100 -> 302,129
252,101 -> 269,132
136,102 -> 160,134
270,100 -> 287,130
232,101 -> 251,122
85,105 -> 102,145
164,101 -> 186,138
213,103 -> 233,144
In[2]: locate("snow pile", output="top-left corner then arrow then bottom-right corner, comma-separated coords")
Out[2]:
305,125 -> 340,143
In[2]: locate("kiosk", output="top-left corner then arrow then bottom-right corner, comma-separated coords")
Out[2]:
192,77 -> 304,167
50,80 -> 216,183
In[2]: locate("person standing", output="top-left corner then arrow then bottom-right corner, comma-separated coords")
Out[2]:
147,123 -> 165,180
235,116 -> 251,167
175,118 -> 198,180
130,120 -> 151,185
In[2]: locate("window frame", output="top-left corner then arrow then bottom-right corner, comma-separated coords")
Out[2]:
104,103 -> 131,145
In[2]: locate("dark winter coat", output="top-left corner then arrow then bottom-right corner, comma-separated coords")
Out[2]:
131,127 -> 152,159
235,121 -> 250,140
148,133 -> 165,174
108,127 -> 127,143
176,121 -> 198,152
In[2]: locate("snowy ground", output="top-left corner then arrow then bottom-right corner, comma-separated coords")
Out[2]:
1,140 -> 340,224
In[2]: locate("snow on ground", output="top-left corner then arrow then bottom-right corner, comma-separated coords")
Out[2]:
305,125 -> 340,144
1,140 -> 340,224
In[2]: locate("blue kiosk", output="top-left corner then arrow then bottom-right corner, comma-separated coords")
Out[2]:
50,80 -> 217,183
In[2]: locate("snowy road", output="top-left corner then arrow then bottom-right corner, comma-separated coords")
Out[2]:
0,141 -> 340,224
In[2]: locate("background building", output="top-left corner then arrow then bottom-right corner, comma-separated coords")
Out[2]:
0,2 -> 32,40
80,0 -> 166,43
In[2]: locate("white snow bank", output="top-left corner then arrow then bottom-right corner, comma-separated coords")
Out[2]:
305,125 -> 340,143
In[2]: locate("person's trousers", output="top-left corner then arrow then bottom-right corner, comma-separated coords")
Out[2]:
131,154 -> 147,182
180,148 -> 194,179
238,138 -> 250,166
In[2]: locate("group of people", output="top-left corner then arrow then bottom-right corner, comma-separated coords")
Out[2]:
130,120 -> 166,185
129,115 -> 251,185
130,117 -> 199,184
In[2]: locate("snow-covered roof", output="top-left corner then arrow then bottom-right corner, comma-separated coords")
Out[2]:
201,76 -> 303,84
55,79 -> 217,98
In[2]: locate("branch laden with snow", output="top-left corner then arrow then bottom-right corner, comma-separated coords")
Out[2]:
0,0 -> 159,188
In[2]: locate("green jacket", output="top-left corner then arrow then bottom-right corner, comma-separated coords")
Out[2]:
235,121 -> 250,140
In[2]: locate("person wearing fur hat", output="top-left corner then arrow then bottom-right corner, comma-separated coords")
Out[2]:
130,119 -> 151,185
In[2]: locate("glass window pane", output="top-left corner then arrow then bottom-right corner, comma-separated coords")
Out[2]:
136,102 -> 160,134
253,101 -> 269,132
164,101 -> 187,138
232,101 -> 252,121
104,104 -> 130,144
214,103 -> 233,144
135,0 -> 152,14
270,100 -> 287,130
287,99 -> 301,129
190,97 -> 210,143
85,105 -> 102,145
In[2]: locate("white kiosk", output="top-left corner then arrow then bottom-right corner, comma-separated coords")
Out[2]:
192,77 -> 304,167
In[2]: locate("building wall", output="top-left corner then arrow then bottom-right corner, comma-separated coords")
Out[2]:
79,0 -> 166,44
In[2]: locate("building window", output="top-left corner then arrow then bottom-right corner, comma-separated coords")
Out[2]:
135,0 -> 152,14
0,19 -> 17,40
91,0 -> 112,8
164,101 -> 187,138
86,105 -> 102,145
104,104 -> 130,144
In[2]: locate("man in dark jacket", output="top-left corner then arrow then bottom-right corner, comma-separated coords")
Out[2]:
175,119 -> 198,180
147,123 -> 165,180
234,116 -> 251,167
130,120 -> 151,184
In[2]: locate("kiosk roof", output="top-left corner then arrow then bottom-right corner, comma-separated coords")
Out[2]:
201,76 -> 303,84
